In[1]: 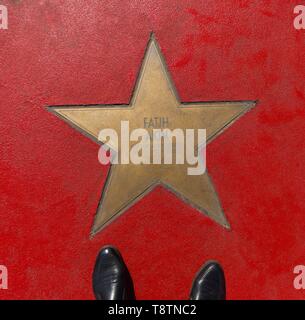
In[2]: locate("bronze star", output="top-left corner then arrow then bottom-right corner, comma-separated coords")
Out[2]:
48,34 -> 255,236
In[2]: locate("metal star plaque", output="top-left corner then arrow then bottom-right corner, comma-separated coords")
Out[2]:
48,34 -> 255,236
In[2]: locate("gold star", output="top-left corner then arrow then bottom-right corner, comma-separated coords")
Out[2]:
48,34 -> 255,236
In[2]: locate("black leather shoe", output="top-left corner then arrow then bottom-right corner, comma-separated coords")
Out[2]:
92,246 -> 135,300
190,261 -> 226,300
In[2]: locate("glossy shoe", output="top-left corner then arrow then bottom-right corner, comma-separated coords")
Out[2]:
190,261 -> 226,300
92,246 -> 135,300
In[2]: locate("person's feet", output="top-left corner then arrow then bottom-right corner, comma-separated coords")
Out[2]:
190,261 -> 226,300
92,246 -> 135,300
93,247 -> 225,300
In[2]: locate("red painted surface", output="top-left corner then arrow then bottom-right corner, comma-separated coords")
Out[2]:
0,0 -> 305,299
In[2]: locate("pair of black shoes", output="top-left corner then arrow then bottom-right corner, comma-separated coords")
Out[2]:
92,246 -> 226,300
